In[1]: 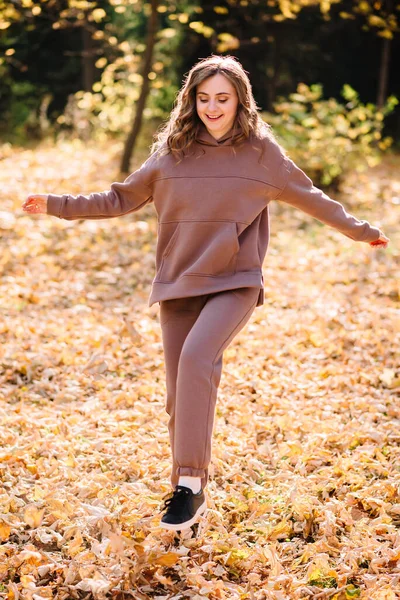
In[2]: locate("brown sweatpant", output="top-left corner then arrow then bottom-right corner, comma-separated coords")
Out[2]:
159,286 -> 260,490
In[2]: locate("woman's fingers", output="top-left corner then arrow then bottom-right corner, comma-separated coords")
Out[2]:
22,196 -> 37,210
369,231 -> 390,248
370,238 -> 389,248
22,194 -> 48,213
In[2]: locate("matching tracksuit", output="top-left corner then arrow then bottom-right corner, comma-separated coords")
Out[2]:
46,123 -> 382,489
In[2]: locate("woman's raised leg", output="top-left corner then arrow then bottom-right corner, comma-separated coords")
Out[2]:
161,287 -> 259,491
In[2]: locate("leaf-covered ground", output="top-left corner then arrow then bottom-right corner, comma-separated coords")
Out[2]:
0,139 -> 399,600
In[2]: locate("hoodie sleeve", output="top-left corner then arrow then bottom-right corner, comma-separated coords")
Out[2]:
46,162 -> 154,221
275,156 -> 382,243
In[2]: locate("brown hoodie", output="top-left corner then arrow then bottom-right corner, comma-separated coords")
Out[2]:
46,123 -> 382,308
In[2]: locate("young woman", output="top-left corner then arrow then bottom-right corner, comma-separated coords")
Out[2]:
23,55 -> 390,532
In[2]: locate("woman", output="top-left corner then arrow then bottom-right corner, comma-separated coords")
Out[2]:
22,54 -> 390,532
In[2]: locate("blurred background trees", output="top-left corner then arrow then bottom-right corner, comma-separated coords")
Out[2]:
0,0 -> 399,184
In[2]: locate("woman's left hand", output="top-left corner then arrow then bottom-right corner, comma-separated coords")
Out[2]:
369,232 -> 390,248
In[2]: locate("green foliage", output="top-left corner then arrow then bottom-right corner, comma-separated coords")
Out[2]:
263,83 -> 398,188
57,5 -> 186,141
0,78 -> 49,141
308,572 -> 338,589
345,584 -> 361,598
1,0 -> 399,146
8,82 -> 39,129
59,51 -> 144,140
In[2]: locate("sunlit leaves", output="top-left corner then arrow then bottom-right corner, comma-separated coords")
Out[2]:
158,27 -> 177,37
264,82 -> 398,186
189,20 -> 214,37
90,7 -> 107,22
214,6 -> 229,14
217,32 -> 240,52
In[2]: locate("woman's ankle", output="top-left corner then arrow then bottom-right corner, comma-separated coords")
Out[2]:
178,475 -> 202,493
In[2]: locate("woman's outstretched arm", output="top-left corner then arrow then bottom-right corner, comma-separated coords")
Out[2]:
276,157 -> 390,248
22,162 -> 154,220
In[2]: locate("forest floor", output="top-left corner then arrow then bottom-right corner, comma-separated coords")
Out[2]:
0,139 -> 399,600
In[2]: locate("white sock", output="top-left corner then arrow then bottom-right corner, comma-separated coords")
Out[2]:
178,475 -> 201,494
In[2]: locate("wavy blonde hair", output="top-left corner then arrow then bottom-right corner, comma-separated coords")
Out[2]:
150,54 -> 277,163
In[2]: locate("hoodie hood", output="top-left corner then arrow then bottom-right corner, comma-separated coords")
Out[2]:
195,122 -> 243,146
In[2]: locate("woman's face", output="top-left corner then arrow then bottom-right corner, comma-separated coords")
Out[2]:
196,73 -> 239,140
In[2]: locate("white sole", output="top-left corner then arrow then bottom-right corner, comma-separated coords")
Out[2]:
159,499 -> 207,531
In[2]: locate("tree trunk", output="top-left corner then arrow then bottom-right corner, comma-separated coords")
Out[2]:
376,0 -> 393,109
120,0 -> 159,174
82,18 -> 95,91
266,35 -> 281,112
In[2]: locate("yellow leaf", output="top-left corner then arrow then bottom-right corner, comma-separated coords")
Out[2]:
24,505 -> 45,528
214,6 -> 229,14
95,57 -> 107,69
388,377 -> 400,389
152,552 -> 180,566
66,454 -> 76,467
309,332 -> 323,347
91,8 -> 106,22
20,574 -> 35,588
368,15 -> 386,27
226,548 -> 250,566
379,368 -> 396,387
0,521 -> 11,542
189,21 -> 214,38
119,319 -> 142,342
34,485 -> 47,501
267,519 -> 293,540
65,531 -> 85,557
16,549 -> 42,565
46,498 -> 75,519
378,29 -> 394,39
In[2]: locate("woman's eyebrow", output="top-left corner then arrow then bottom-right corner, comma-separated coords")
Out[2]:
197,91 -> 231,95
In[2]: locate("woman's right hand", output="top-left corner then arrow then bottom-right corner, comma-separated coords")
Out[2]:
22,194 -> 48,214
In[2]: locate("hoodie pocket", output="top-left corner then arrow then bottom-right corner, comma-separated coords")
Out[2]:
157,221 -> 239,283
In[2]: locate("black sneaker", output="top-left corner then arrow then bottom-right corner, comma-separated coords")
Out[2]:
160,485 -> 207,531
